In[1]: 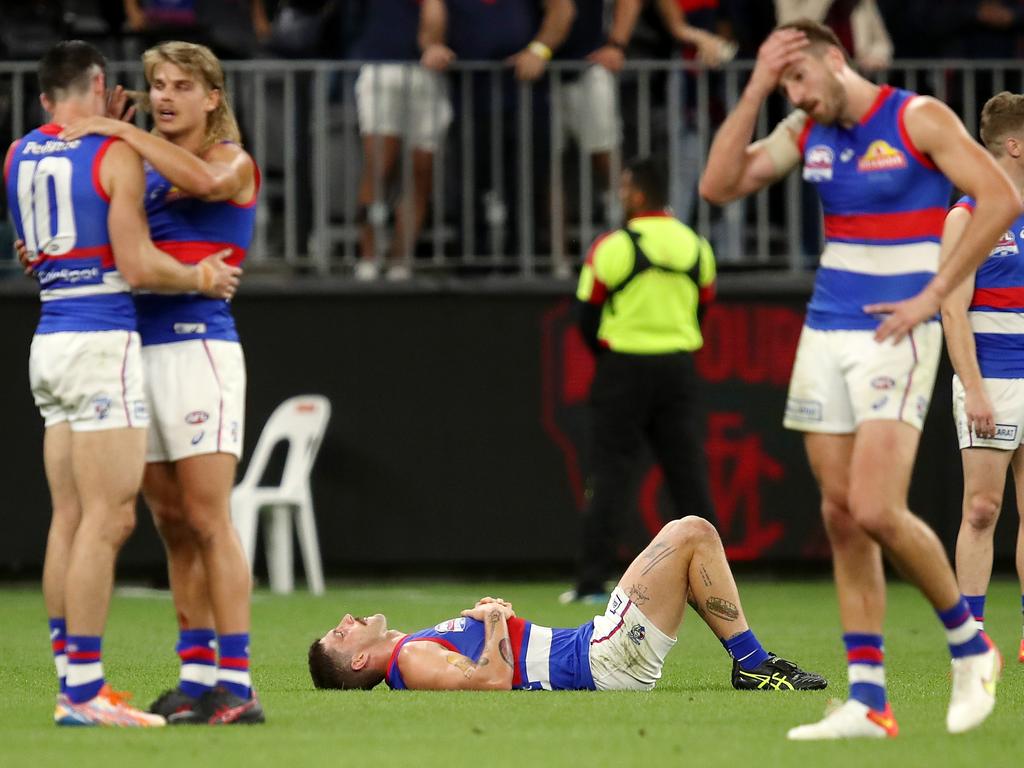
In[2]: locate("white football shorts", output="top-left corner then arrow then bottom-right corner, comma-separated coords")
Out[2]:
783,323 -> 942,433
30,330 -> 148,431
143,339 -> 245,463
588,587 -> 676,691
558,64 -> 621,154
355,63 -> 453,152
953,374 -> 1024,450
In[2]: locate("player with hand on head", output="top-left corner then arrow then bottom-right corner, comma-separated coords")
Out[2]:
4,40 -> 238,727
940,91 -> 1024,662
699,20 -> 1020,739
309,517 -> 826,693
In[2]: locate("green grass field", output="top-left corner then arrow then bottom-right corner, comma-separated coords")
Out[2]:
2,579 -> 1023,767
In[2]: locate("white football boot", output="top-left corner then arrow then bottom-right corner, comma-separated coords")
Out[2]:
947,643 -> 1001,734
787,699 -> 898,741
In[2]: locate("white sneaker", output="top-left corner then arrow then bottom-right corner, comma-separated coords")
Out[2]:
947,644 -> 1000,734
385,263 -> 412,281
786,699 -> 897,741
354,260 -> 379,281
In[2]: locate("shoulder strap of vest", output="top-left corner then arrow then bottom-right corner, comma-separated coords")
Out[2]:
605,227 -> 702,312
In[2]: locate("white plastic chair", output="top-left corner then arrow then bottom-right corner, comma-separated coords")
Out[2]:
231,395 -> 331,595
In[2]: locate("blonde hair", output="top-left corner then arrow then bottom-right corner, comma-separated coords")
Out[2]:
140,41 -> 241,152
980,91 -> 1024,156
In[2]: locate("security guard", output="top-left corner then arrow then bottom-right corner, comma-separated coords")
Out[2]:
564,156 -> 717,602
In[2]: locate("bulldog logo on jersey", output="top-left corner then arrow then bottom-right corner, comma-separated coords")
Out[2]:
434,618 -> 467,633
803,145 -> 834,182
990,230 -> 1018,258
857,140 -> 908,172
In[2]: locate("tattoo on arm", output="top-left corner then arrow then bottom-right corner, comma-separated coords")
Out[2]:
498,638 -> 514,668
627,583 -> 650,605
640,545 -> 677,576
699,564 -> 712,587
446,653 -> 476,679
705,596 -> 739,621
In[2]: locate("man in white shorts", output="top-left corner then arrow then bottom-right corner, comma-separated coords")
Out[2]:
700,21 -> 1020,738
352,0 -> 453,280
4,40 -> 238,726
941,91 -> 1024,663
307,516 -> 826,692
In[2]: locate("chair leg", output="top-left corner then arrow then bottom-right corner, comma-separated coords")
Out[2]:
265,504 -> 295,595
295,491 -> 325,596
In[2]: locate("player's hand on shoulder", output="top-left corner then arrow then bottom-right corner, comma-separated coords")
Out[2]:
59,116 -> 126,143
197,249 -> 242,300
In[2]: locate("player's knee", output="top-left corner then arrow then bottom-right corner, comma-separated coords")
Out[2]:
668,516 -> 719,546
182,499 -> 232,543
821,497 -> 858,541
964,492 -> 1001,531
102,503 -> 137,548
846,495 -> 899,541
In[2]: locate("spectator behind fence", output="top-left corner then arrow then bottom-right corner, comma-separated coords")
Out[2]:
422,0 -> 575,261
123,0 -> 270,58
774,0 -> 893,71
350,0 -> 453,281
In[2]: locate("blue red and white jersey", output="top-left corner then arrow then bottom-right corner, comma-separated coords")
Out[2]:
952,195 -> 1024,378
134,147 -> 259,346
385,616 -> 596,691
797,85 -> 952,330
5,124 -> 135,334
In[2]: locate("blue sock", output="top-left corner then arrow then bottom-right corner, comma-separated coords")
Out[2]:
48,618 -> 67,694
938,597 -> 989,658
844,633 -> 887,711
176,628 -> 217,699
217,633 -> 252,699
65,635 -> 104,704
964,594 -> 986,628
722,629 -> 770,671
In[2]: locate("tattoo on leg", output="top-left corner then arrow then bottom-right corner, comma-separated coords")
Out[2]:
627,583 -> 650,605
705,596 -> 739,621
640,546 -> 677,576
699,564 -> 712,588
498,638 -> 514,668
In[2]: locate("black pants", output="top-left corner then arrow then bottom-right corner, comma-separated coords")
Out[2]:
576,350 -> 715,592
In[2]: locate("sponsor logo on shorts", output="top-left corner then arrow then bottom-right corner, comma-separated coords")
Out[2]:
609,593 -> 624,615
434,618 -> 466,633
173,323 -> 208,334
803,145 -> 834,182
871,376 -> 896,390
992,424 -> 1018,441
872,396 -> 889,411
785,398 -> 822,422
191,431 -> 204,446
91,395 -> 112,420
185,410 -> 209,425
133,400 -> 148,421
627,624 -> 646,646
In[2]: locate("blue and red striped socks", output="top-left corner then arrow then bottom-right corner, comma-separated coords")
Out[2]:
964,594 -> 986,629
217,633 -> 252,699
65,635 -> 104,704
48,618 -> 67,693
721,629 -> 770,671
938,597 -> 990,658
176,628 -> 217,699
844,633 -> 886,711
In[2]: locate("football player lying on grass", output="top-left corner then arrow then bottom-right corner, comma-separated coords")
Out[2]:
309,517 -> 827,692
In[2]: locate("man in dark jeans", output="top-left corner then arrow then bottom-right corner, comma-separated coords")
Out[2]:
565,156 -> 717,603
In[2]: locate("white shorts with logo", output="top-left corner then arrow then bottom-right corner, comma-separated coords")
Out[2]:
783,323 -> 942,433
143,339 -> 245,463
953,374 -> 1024,450
30,330 -> 149,431
588,587 -> 676,691
355,63 -> 453,152
558,65 -> 620,154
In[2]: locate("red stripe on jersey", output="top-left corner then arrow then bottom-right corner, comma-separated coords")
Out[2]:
91,137 -> 118,203
155,240 -> 246,267
38,124 -> 62,136
179,647 -> 216,663
218,656 -> 250,670
797,116 -> 815,155
971,286 -> 1024,310
859,85 -> 893,126
508,618 -> 527,687
951,201 -> 975,215
824,208 -> 946,241
897,96 -> 937,170
45,244 -> 115,268
847,647 -> 884,664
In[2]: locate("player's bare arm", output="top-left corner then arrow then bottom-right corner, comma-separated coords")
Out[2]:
399,605 -> 515,691
103,141 -> 240,297
59,117 -> 254,203
939,205 -> 996,438
867,97 -> 1022,341
699,28 -> 808,204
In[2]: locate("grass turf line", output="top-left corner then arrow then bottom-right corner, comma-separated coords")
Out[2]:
0,579 -> 1021,767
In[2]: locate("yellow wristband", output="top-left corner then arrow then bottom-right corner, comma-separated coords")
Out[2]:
196,260 -> 214,293
528,41 -> 552,61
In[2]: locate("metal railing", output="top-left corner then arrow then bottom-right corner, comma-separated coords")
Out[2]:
2,58 -> 1023,276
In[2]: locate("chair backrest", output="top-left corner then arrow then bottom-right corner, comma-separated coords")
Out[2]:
237,395 -> 332,494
